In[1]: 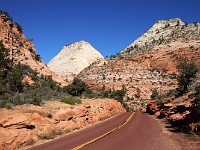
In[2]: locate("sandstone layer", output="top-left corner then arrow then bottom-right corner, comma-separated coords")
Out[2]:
78,41 -> 200,110
0,99 -> 125,150
146,93 -> 200,135
78,18 -> 200,110
48,40 -> 104,82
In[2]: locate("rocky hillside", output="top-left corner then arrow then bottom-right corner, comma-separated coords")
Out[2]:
48,40 -> 104,82
0,12 -> 67,86
78,18 -> 200,110
0,99 -> 125,149
120,18 -> 200,56
146,91 -> 200,135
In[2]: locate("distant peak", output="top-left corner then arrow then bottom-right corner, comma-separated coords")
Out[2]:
156,18 -> 182,23
79,40 -> 87,43
153,18 -> 185,28
65,40 -> 89,47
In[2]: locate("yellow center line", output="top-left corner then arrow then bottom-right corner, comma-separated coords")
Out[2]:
71,112 -> 135,150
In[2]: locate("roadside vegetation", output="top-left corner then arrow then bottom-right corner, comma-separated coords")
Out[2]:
0,41 -> 132,111
150,56 -> 200,135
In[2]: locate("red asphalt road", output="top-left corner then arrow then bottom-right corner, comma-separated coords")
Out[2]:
28,112 -> 173,150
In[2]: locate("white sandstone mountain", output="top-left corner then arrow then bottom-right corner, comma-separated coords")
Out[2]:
48,40 -> 104,81
120,18 -> 200,56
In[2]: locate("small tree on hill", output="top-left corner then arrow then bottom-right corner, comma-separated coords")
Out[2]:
176,57 -> 199,96
14,22 -> 23,33
0,41 -> 12,95
0,41 -> 11,70
64,78 -> 90,96
151,88 -> 159,100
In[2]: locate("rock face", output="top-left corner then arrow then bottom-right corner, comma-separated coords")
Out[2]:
48,40 -> 104,82
120,18 -> 200,56
0,99 -> 125,149
0,13 -> 67,86
78,18 -> 200,110
146,93 -> 200,135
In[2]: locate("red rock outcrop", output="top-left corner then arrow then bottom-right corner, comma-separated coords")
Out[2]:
0,13 -> 67,86
146,94 -> 200,135
0,99 -> 125,150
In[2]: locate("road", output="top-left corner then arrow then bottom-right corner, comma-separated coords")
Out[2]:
28,112 -> 177,150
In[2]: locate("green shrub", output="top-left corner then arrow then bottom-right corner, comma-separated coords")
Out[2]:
176,57 -> 199,96
63,78 -> 90,96
31,96 -> 42,105
35,54 -> 41,61
0,100 -> 12,109
151,89 -> 159,100
14,22 -> 23,33
61,97 -> 82,105
166,89 -> 177,97
188,93 -> 195,99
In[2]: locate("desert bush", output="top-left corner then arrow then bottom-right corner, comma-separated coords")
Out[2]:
61,97 -> 82,105
34,54 -> 41,61
63,78 -> 91,96
0,10 -> 13,21
14,22 -> 23,33
176,57 -> 199,96
31,96 -> 42,106
188,93 -> 195,99
166,89 -> 177,97
151,89 -> 159,100
0,100 -> 12,109
193,85 -> 200,115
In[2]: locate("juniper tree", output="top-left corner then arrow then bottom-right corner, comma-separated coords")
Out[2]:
176,57 -> 199,96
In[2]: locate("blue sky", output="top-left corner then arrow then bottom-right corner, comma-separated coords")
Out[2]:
0,0 -> 200,64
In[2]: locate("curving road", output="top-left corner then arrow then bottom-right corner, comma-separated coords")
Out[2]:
28,112 -> 177,150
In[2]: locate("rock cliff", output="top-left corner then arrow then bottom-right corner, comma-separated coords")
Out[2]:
0,12 -> 67,86
146,93 -> 200,135
48,40 -> 104,82
120,18 -> 200,56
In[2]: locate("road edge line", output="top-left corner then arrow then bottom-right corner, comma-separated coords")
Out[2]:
71,112 -> 135,150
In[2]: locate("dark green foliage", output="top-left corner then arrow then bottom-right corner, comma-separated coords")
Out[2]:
167,86 -> 200,135
0,41 -> 11,70
134,88 -> 141,99
64,78 -> 91,96
0,41 -> 70,107
99,85 -> 126,102
0,10 -> 13,21
6,63 -> 24,93
176,57 -> 199,96
0,41 -> 12,95
188,93 -> 195,99
97,85 -> 132,111
34,54 -> 41,61
61,97 -> 82,105
14,22 -> 23,33
0,100 -> 12,109
166,89 -> 177,97
110,89 -> 126,103
151,89 -> 159,100
31,96 -> 42,105
193,85 -> 200,115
